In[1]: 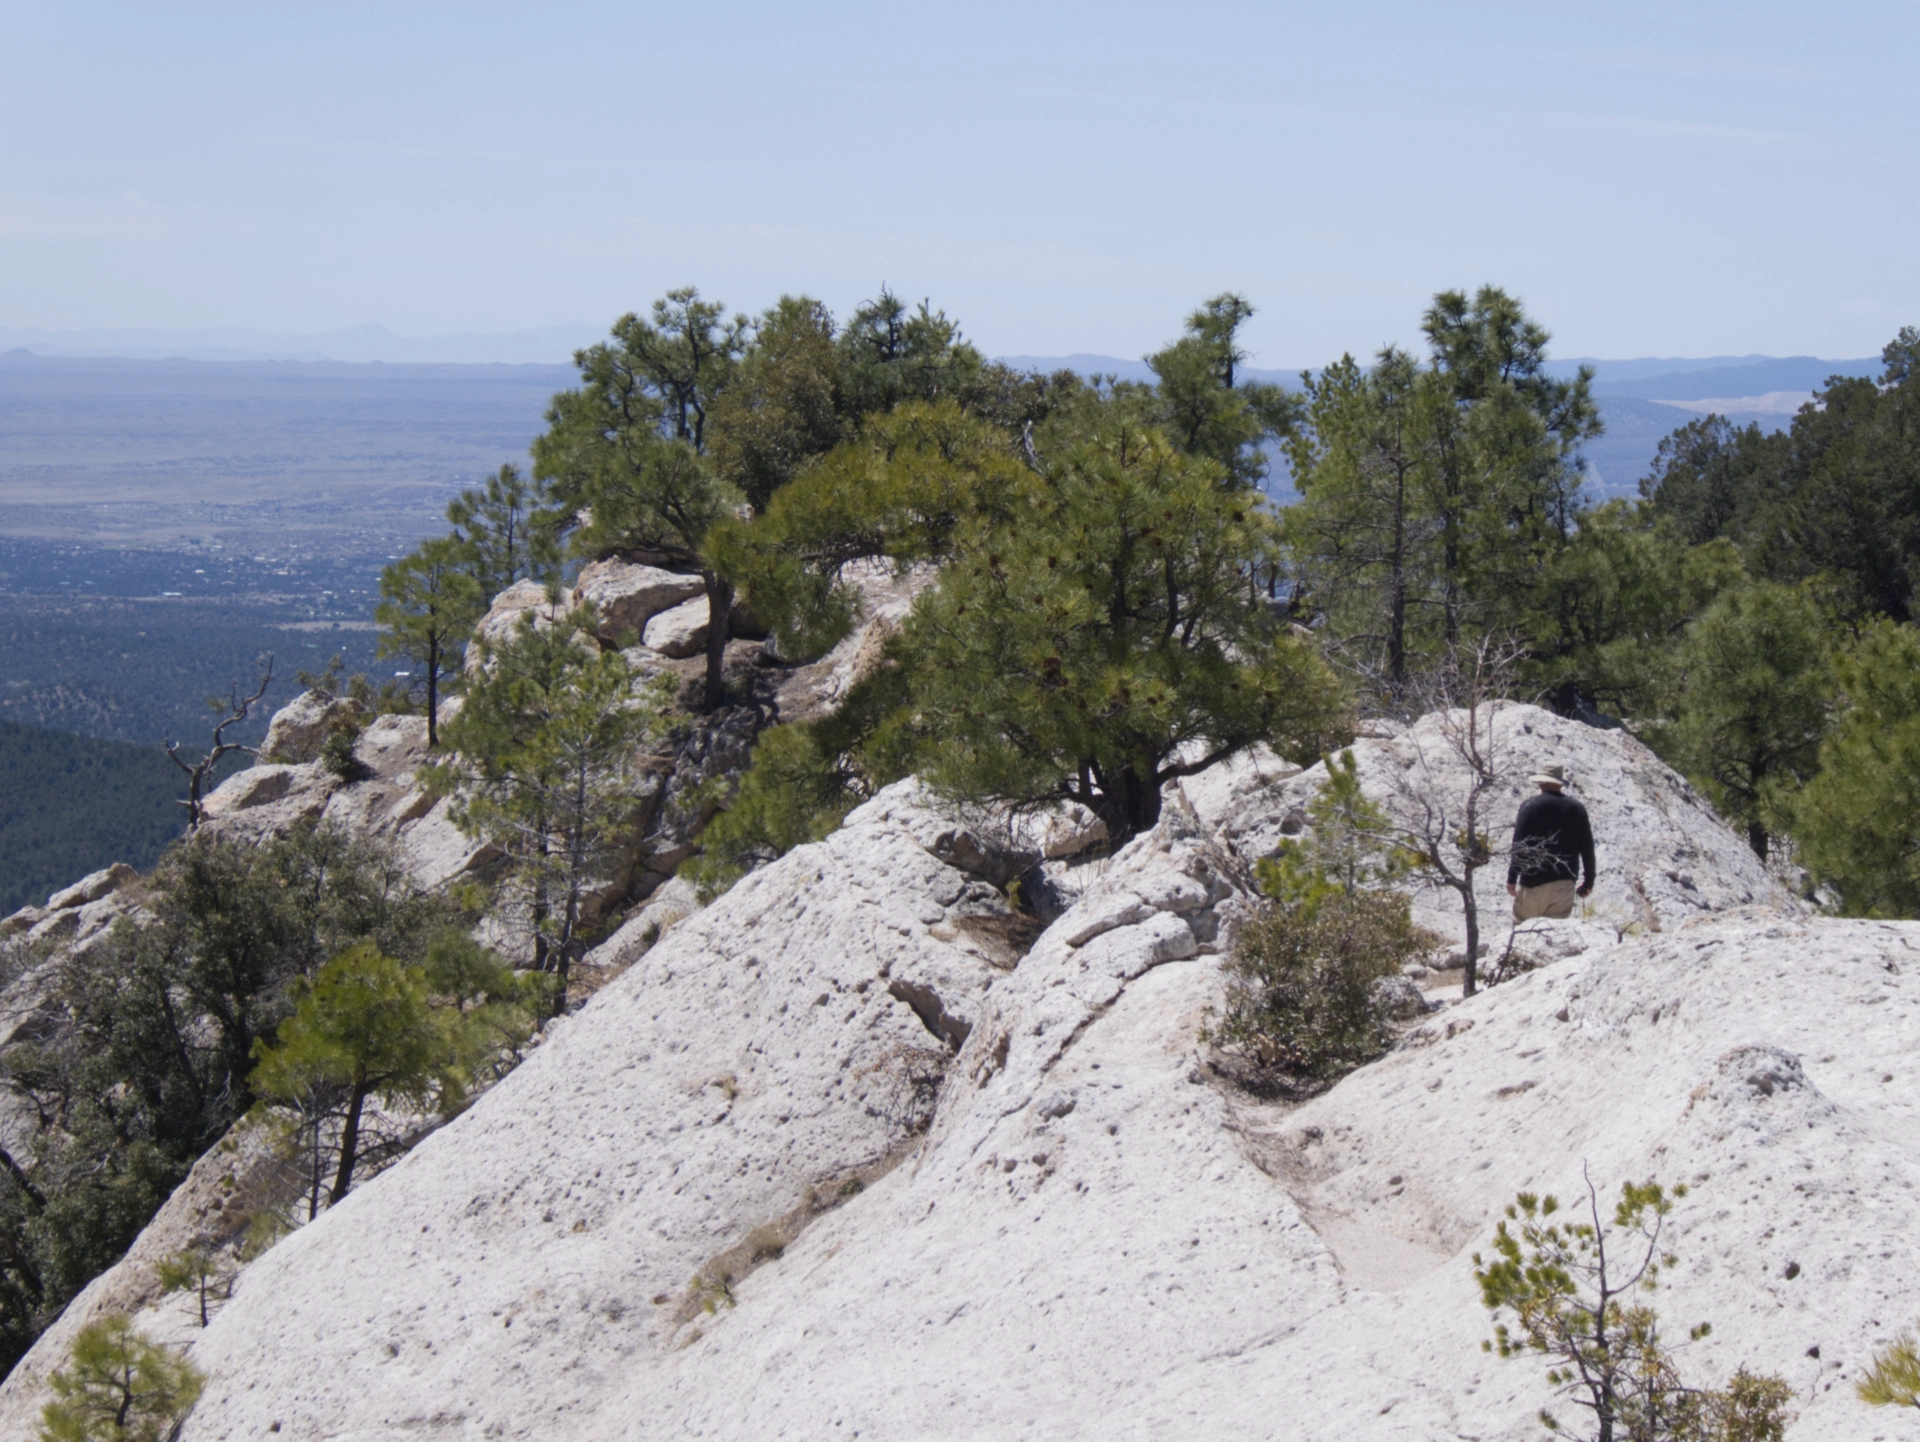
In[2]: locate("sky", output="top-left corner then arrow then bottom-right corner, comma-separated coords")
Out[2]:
2,1 -> 1916,368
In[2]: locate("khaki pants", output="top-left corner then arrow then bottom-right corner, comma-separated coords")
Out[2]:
1514,879 -> 1578,921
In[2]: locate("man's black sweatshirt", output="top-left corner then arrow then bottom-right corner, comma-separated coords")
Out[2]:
1507,790 -> 1596,888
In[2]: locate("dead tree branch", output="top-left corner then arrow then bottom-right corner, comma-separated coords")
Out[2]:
167,654 -> 275,830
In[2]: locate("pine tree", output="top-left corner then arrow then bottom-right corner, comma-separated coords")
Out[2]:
250,941 -> 453,1215
706,295 -> 844,513
534,289 -> 746,710
445,463 -> 562,596
1785,620 -> 1920,914
1144,292 -> 1301,491
1283,348 -> 1447,692
433,612 -> 670,1007
835,288 -> 987,421
906,416 -> 1348,841
1665,582 -> 1832,860
374,535 -> 484,747
1285,286 -> 1602,694
38,1315 -> 203,1442
1476,1178 -> 1794,1441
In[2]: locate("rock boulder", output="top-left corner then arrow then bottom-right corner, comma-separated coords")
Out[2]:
571,559 -> 704,646
256,689 -> 370,764
640,594 -> 710,658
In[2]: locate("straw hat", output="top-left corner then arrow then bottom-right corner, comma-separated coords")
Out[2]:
1529,763 -> 1569,789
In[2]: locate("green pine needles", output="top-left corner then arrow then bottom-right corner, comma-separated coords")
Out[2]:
1475,1177 -> 1793,1441
431,608 -> 673,1010
1207,751 -> 1436,1086
251,935 -> 544,1219
1786,620 -> 1920,915
38,1316 -> 203,1442
1858,1333 -> 1920,1409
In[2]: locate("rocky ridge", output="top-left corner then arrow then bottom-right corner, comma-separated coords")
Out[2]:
5,693 -> 1909,1440
4,640 -> 1910,1440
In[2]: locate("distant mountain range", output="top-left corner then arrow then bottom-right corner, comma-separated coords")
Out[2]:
0,322 -> 604,366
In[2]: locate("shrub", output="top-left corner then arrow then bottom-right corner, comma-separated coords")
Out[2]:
1787,620 -> 1920,915
683,658 -> 914,897
38,1315 -> 203,1442
319,713 -> 369,781
156,1243 -> 235,1327
1476,1179 -> 1794,1440
1210,889 -> 1435,1084
683,723 -> 856,897
1207,748 -> 1436,1086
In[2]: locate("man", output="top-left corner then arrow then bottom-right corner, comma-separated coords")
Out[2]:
1506,763 -> 1595,921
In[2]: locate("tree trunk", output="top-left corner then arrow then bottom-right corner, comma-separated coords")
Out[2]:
701,571 -> 733,712
426,632 -> 440,749
1461,868 -> 1482,997
1746,818 -> 1769,861
530,853 -> 550,983
1095,763 -> 1163,845
307,1114 -> 325,1221
1388,465 -> 1408,689
328,1080 -> 371,1207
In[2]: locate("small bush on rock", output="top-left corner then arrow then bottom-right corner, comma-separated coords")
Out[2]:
319,713 -> 369,782
685,660 -> 914,897
1211,889 -> 1436,1084
38,1315 -> 203,1442
1207,750 -> 1436,1087
1476,1178 -> 1794,1441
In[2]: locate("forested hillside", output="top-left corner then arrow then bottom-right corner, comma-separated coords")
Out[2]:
0,719 -> 191,912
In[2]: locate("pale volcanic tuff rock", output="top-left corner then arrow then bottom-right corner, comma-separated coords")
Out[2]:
0,1121 -> 302,1438
52,732 -> 1916,1442
1184,702 -> 1795,947
14,704 -> 1908,1440
44,861 -> 138,911
148,782 -> 1028,1441
614,912 -> 1916,1442
464,577 -> 586,674
256,688 -> 370,764
569,558 -> 705,646
640,593 -> 712,658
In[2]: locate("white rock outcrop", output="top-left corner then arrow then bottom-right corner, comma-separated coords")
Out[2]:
466,578 -> 563,671
8,706 -> 1906,1442
1185,703 -> 1792,945
44,861 -> 137,910
571,559 -> 704,646
139,783 -> 1030,1441
640,594 -> 711,658
256,688 -> 370,764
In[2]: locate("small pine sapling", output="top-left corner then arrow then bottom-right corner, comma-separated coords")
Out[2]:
1207,749 -> 1438,1086
38,1315 -> 204,1442
1475,1173 -> 1793,1441
156,1242 -> 237,1327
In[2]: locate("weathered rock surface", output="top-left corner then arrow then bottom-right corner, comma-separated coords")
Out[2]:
0,1121 -> 301,1430
256,688 -> 370,764
45,862 -> 137,911
571,559 -> 704,646
144,783 -> 1026,1442
466,577 -> 563,671
640,593 -> 711,658
10,700 -> 1904,1441
1183,703 -> 1792,946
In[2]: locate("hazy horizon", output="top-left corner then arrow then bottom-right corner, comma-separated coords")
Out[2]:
0,320 -> 1890,381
